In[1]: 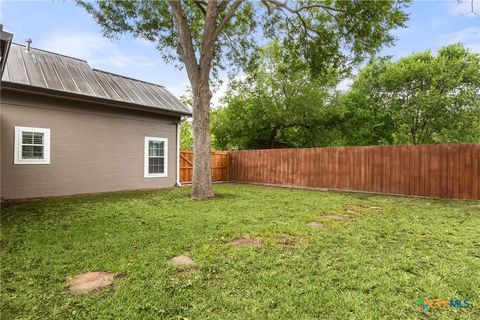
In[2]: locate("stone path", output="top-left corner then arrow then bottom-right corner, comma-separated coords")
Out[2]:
68,271 -> 114,294
168,255 -> 195,266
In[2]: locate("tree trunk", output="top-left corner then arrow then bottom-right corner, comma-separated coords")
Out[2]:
191,84 -> 214,199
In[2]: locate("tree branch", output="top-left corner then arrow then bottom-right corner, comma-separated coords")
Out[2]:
264,0 -> 341,39
212,0 -> 244,40
192,0 -> 207,16
266,0 -> 343,15
168,0 -> 200,81
260,0 -> 272,15
197,0 -> 219,80
217,0 -> 231,13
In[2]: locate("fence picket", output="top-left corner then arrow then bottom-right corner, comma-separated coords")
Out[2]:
227,144 -> 479,200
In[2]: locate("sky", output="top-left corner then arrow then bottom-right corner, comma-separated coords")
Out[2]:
1,0 -> 479,103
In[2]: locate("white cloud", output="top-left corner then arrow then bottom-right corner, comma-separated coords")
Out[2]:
38,32 -> 156,69
441,26 -> 480,42
439,26 -> 480,52
446,0 -> 480,17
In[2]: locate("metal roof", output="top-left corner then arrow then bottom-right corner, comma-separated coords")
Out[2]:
1,43 -> 191,116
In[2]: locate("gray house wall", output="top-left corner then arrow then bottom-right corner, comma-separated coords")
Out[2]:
1,90 -> 181,200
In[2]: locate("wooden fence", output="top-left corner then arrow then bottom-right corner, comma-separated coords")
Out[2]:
228,144 -> 480,200
180,150 -> 229,184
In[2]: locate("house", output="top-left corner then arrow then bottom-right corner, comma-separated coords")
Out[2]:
0,35 -> 192,200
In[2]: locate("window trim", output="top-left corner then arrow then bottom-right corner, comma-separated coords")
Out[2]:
14,126 -> 51,165
144,136 -> 168,178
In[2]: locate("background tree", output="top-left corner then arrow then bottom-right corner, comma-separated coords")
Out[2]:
212,41 -> 345,149
180,121 -> 194,149
77,0 -> 410,198
339,44 -> 480,145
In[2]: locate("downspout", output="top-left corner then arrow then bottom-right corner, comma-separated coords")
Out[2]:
176,118 -> 183,187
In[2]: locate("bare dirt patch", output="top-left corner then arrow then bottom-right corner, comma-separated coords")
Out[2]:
114,272 -> 128,280
322,214 -> 348,220
232,237 -> 263,248
345,204 -> 384,214
168,255 -> 195,266
277,234 -> 303,246
307,222 -> 325,228
67,271 -> 114,294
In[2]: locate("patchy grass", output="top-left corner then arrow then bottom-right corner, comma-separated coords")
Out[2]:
1,184 -> 479,319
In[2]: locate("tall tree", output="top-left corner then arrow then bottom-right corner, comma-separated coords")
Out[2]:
77,0 -> 410,198
340,44 -> 480,145
212,41 -> 344,150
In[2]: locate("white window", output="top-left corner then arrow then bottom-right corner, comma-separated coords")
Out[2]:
144,137 -> 168,178
14,126 -> 51,164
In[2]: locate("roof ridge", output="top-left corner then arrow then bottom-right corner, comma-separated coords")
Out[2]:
12,42 -> 88,63
92,68 -> 165,88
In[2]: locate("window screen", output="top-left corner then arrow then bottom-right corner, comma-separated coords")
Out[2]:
148,140 -> 165,174
21,131 -> 44,159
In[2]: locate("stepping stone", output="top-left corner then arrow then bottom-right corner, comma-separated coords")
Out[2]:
307,222 -> 325,228
232,237 -> 262,248
68,271 -> 114,294
323,214 -> 347,220
168,255 -> 195,266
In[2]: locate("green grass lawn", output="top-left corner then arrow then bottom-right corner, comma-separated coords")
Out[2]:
1,184 -> 479,320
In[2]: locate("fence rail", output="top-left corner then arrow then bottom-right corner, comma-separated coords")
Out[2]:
228,144 -> 480,200
180,150 -> 228,184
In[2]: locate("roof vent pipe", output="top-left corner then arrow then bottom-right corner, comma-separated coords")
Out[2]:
25,38 -> 32,52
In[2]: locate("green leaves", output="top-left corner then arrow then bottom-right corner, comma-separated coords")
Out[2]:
342,44 -> 480,145
180,121 -> 194,150
216,42 -> 480,150
212,43 -> 339,150
76,0 -> 410,80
